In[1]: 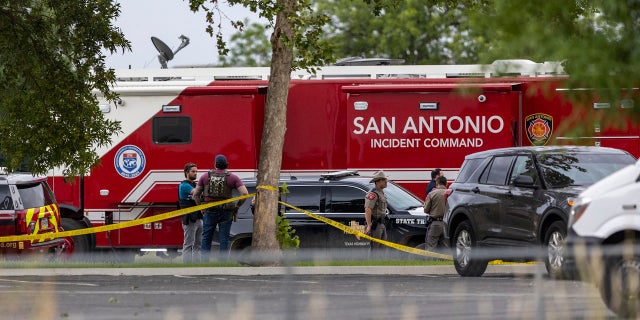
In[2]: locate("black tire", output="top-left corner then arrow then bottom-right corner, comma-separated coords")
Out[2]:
544,220 -> 567,279
600,254 -> 640,319
453,220 -> 488,277
61,218 -> 91,259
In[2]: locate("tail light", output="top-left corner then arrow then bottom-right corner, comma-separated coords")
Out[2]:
16,212 -> 28,234
444,188 -> 453,202
28,221 -> 36,234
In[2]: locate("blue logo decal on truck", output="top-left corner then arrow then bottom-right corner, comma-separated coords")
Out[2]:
114,145 -> 146,179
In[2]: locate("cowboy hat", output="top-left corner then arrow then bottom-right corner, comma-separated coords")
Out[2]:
369,170 -> 389,183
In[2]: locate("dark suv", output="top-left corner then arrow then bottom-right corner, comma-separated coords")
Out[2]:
220,171 -> 427,256
444,146 -> 635,278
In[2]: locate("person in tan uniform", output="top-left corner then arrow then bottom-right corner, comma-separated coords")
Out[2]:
365,170 -> 388,252
424,175 -> 448,252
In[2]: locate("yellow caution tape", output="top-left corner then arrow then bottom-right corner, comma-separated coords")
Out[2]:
279,201 -> 453,260
278,203 -> 524,265
256,185 -> 279,191
0,191 -> 521,265
0,194 -> 255,243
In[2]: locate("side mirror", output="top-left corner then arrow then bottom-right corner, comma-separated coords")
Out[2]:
513,174 -> 536,188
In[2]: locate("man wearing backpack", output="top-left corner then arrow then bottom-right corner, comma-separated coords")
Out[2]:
193,154 -> 248,261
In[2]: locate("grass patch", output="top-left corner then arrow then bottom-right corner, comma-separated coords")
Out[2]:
0,252 -> 452,269
295,259 -> 453,267
0,260 -> 451,269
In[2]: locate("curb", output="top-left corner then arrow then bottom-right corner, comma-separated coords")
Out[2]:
0,264 -> 542,276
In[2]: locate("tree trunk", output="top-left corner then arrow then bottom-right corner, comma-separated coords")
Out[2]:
251,0 -> 295,266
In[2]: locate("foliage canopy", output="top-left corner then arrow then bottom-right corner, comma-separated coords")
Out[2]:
315,0 -> 489,64
0,1 -> 129,176
469,1 -> 640,122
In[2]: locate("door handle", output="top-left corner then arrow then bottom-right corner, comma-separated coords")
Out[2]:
472,187 -> 480,193
623,204 -> 637,210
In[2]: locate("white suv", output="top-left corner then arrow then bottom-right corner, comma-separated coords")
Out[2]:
564,159 -> 640,318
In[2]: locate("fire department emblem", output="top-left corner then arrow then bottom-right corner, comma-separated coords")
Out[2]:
525,113 -> 553,146
114,145 -> 146,179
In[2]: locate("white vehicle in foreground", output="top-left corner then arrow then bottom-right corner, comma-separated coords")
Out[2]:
564,159 -> 640,318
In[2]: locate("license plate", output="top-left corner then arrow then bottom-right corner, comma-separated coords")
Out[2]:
40,218 -> 49,229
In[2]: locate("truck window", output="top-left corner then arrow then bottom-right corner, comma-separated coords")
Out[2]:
479,156 -> 514,186
0,185 -> 13,210
327,186 -> 365,213
284,186 -> 321,213
152,116 -> 192,144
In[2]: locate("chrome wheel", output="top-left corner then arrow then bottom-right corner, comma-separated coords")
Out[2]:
544,221 -> 567,279
547,230 -> 564,271
456,229 -> 472,268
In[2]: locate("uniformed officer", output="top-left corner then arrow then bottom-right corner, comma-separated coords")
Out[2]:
424,175 -> 449,252
365,170 -> 389,252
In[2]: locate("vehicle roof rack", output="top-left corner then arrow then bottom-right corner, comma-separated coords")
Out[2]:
320,170 -> 360,180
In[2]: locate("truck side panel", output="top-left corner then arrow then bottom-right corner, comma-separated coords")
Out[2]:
344,84 -> 522,195
520,81 -> 640,158
86,87 -> 265,249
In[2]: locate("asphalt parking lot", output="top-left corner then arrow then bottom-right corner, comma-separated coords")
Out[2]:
0,264 -> 616,320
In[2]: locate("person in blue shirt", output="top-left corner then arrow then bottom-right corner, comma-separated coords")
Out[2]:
179,163 -> 203,263
425,168 -> 441,196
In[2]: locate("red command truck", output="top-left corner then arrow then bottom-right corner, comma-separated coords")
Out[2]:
48,61 -> 640,256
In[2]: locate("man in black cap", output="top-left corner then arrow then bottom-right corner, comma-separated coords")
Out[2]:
193,154 -> 248,261
364,170 -> 389,253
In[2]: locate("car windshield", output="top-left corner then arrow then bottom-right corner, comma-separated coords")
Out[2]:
536,152 -> 636,188
383,182 -> 423,210
18,182 -> 56,208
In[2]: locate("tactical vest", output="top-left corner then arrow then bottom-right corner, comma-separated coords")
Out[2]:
203,170 -> 232,200
178,180 -> 197,209
371,188 -> 387,219
178,180 -> 201,224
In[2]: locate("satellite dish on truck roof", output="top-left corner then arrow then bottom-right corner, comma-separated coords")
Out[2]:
150,35 -> 190,69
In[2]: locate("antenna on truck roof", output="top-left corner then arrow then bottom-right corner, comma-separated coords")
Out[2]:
151,35 -> 190,69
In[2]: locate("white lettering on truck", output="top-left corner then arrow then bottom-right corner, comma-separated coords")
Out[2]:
355,116 -> 503,135
353,116 -> 395,134
354,115 -> 504,149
